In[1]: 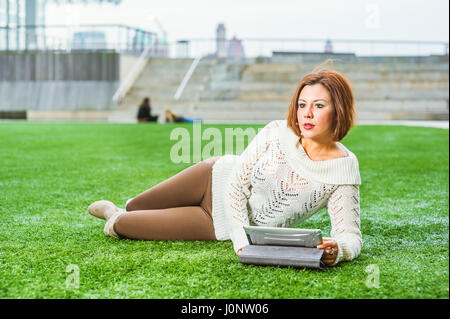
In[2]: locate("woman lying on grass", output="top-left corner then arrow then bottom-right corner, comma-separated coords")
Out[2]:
88,66 -> 362,267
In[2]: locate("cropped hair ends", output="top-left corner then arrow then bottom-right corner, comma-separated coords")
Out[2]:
286,59 -> 356,143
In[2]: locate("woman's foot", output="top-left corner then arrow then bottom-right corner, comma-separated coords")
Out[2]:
88,200 -> 124,220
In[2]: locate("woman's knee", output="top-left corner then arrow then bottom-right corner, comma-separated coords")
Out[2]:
125,197 -> 141,212
113,213 -> 127,237
113,215 -> 123,236
125,198 -> 134,212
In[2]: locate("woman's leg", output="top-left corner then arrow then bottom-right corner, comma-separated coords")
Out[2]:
114,156 -> 221,241
113,206 -> 216,241
125,156 -> 220,212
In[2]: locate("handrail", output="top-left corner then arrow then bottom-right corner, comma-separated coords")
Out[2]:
112,46 -> 151,105
173,56 -> 201,100
170,37 -> 448,46
0,24 -> 157,36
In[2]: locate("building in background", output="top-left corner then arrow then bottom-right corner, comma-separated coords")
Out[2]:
215,23 -> 245,58
0,0 -> 122,51
0,0 -> 46,50
228,35 -> 244,58
324,39 -> 333,53
71,30 -> 107,50
216,23 -> 227,58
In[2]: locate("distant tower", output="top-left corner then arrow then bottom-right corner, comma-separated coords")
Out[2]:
228,36 -> 245,58
216,23 -> 227,58
324,39 -> 333,53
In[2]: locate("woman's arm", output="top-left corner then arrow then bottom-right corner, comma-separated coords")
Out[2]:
224,120 -> 282,254
327,184 -> 363,266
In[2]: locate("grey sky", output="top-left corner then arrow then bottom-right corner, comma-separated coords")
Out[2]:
46,0 -> 449,43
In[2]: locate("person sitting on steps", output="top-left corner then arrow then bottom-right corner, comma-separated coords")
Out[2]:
137,97 -> 159,123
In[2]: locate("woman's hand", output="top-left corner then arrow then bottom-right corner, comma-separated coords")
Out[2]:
236,247 -> 245,256
317,237 -> 338,266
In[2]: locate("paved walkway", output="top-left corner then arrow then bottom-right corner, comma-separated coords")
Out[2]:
356,120 -> 449,129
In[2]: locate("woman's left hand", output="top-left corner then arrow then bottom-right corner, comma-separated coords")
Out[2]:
317,237 -> 338,266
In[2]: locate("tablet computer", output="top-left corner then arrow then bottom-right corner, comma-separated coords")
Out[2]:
243,225 -> 322,248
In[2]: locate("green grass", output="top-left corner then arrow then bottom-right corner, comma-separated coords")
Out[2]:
0,121 -> 448,299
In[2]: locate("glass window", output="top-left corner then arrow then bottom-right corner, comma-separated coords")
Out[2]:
37,0 -> 45,25
9,0 -> 17,26
0,0 -> 7,26
18,0 -> 25,25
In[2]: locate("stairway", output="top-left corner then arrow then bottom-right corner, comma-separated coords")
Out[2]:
109,54 -> 449,124
188,56 -> 449,123
108,57 -> 217,123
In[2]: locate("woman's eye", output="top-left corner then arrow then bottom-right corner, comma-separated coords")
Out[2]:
298,103 -> 324,108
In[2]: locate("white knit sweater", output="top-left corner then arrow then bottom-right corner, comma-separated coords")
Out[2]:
211,120 -> 362,266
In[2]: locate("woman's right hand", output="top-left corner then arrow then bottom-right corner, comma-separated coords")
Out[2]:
236,247 -> 245,256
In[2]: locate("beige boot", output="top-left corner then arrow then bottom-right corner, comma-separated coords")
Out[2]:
103,210 -> 125,238
88,200 -> 123,220
88,200 -> 126,238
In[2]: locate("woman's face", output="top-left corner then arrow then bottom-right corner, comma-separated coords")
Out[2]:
296,84 -> 335,143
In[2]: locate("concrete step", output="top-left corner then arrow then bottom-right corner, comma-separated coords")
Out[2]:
140,69 -> 192,77
138,73 -> 210,82
126,91 -> 177,101
242,71 -> 450,83
241,62 -> 449,74
204,82 -> 449,97
339,71 -> 448,81
126,86 -> 208,101
208,79 -> 449,91
198,88 -> 449,101
191,110 -> 288,121
146,58 -> 194,65
24,109 -> 448,123
193,110 -> 448,123
135,77 -> 185,86
355,110 -> 449,121
352,80 -> 449,90
355,100 -> 448,112
109,102 -> 195,123
135,77 -> 210,87
190,99 -> 448,112
27,110 -> 110,121
119,95 -> 194,108
140,66 -> 213,77
131,83 -> 206,92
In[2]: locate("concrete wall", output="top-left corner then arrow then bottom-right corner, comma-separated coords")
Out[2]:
119,54 -> 141,82
0,51 -> 120,111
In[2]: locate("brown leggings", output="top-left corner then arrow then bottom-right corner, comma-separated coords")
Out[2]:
113,156 -> 221,241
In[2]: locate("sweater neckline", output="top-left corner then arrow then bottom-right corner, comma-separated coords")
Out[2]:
277,121 -> 361,185
297,140 -> 349,162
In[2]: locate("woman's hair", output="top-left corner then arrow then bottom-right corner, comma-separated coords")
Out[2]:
286,60 -> 355,143
140,97 -> 150,108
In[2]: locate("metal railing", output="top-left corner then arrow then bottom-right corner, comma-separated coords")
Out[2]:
1,24 -> 447,58
112,45 -> 153,105
170,37 -> 449,58
0,24 -> 167,55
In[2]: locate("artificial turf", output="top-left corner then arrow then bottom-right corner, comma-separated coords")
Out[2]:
0,121 -> 448,299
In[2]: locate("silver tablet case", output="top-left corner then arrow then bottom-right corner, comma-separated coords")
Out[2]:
243,225 -> 322,247
238,245 -> 325,269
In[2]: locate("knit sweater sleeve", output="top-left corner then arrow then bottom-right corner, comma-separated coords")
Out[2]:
224,120 -> 281,254
327,184 -> 363,266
